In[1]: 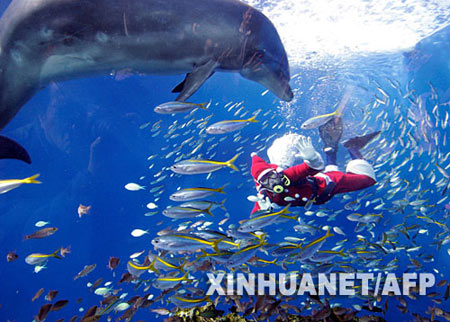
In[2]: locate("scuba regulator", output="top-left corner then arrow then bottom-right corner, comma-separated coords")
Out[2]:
260,170 -> 290,194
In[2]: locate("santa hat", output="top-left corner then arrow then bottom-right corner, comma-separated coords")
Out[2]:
251,155 -> 278,183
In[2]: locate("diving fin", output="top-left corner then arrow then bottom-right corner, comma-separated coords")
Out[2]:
319,117 -> 343,149
319,117 -> 343,166
173,59 -> 219,101
343,131 -> 381,160
342,131 -> 381,151
0,135 -> 31,164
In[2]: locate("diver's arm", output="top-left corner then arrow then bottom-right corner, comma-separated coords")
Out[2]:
283,163 -> 320,181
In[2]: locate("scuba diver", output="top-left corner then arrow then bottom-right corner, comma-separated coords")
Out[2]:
250,117 -> 380,214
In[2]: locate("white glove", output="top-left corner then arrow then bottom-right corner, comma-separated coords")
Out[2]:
251,152 -> 258,157
248,194 -> 272,211
258,196 -> 272,211
295,136 -> 324,170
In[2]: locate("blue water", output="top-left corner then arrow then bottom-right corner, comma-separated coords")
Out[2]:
1,2 -> 450,321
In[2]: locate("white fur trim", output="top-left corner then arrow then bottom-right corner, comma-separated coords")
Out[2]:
324,165 -> 339,172
257,168 -> 274,182
314,172 -> 332,185
346,159 -> 376,181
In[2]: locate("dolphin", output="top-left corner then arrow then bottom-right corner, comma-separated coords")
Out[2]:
0,0 -> 293,163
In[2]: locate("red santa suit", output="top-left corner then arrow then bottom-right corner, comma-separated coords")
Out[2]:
250,155 -> 376,213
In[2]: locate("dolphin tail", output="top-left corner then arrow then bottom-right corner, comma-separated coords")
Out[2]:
0,135 -> 31,164
172,60 -> 219,101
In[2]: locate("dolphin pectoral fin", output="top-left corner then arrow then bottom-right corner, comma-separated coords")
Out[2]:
172,71 -> 215,93
0,135 -> 32,164
171,74 -> 190,93
174,60 -> 219,101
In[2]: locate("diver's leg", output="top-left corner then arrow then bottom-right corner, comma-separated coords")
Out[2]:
331,172 -> 376,194
319,117 -> 343,166
323,147 -> 337,166
342,131 -> 381,160
326,161 -> 376,195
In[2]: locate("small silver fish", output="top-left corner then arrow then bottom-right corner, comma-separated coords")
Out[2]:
154,101 -> 208,114
206,115 -> 258,134
170,154 -> 239,175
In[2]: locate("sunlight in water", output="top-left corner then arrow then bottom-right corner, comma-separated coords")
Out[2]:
244,0 -> 450,67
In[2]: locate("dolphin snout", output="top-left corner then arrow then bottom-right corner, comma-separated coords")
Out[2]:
240,66 -> 294,102
266,73 -> 294,102
279,83 -> 293,102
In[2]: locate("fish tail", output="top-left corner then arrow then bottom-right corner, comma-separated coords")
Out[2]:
258,257 -> 278,264
219,199 -> 227,211
330,108 -> 340,116
51,248 -> 62,259
211,239 -> 223,253
279,204 -> 291,215
149,259 -> 160,274
182,271 -> 189,281
215,185 -> 227,194
338,249 -> 345,256
199,250 -> 209,258
225,153 -> 240,172
205,207 -> 214,217
253,232 -> 267,241
179,260 -> 187,273
247,115 -> 259,123
23,173 -> 41,184
325,229 -> 334,239
198,102 -> 209,110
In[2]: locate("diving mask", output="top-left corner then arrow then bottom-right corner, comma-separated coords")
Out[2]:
259,170 -> 290,194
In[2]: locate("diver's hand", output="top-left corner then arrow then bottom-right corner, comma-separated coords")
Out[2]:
295,136 -> 315,160
258,196 -> 272,211
295,136 -> 324,170
251,152 -> 258,157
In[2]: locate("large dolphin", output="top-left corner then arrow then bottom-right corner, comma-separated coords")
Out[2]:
0,0 -> 293,163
